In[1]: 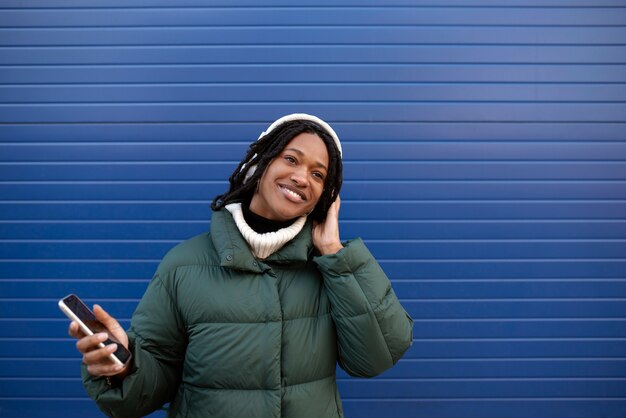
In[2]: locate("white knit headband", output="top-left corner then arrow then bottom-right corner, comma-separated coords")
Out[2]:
242,113 -> 342,183
257,113 -> 342,157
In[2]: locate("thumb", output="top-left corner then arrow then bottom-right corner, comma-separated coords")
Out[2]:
93,304 -> 123,333
93,304 -> 129,348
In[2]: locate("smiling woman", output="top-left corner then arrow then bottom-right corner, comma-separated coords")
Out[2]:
212,113 -> 344,223
250,132 -> 329,221
68,114 -> 414,418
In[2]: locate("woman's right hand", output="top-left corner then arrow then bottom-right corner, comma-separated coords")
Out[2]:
68,304 -> 131,378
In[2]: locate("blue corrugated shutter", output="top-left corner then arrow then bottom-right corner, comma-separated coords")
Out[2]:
1,1 -> 625,417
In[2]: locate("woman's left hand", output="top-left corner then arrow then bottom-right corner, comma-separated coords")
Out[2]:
312,196 -> 343,255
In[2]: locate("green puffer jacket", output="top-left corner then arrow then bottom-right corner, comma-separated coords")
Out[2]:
82,209 -> 413,417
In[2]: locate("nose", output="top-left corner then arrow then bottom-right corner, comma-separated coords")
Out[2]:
290,167 -> 309,186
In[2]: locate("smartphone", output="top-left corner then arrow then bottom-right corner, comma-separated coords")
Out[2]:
58,293 -> 132,367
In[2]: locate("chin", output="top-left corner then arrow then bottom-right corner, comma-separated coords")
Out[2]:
273,196 -> 313,220
277,208 -> 309,220
280,201 -> 316,220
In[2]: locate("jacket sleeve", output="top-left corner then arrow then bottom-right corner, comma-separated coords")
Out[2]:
313,238 -> 414,378
82,271 -> 186,418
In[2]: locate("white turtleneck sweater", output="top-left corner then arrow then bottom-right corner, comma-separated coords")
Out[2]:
224,202 -> 307,260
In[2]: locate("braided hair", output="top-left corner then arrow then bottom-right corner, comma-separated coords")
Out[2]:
211,119 -> 343,222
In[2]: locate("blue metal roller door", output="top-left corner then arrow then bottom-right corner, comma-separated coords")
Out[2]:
1,1 -> 625,417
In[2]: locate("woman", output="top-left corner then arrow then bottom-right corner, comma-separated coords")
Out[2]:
70,114 -> 414,418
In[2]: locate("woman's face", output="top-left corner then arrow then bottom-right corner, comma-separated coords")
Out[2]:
249,132 -> 329,221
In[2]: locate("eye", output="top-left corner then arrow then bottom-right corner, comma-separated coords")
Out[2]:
312,171 -> 325,180
284,155 -> 296,164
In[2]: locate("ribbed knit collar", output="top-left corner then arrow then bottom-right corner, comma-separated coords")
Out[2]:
225,202 -> 307,260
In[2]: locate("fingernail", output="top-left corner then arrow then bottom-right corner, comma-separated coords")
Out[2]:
96,333 -> 108,341
107,343 -> 117,352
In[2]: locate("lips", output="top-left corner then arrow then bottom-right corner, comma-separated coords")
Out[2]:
279,184 -> 306,201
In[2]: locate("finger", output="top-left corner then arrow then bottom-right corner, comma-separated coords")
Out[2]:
76,332 -> 108,354
330,197 -> 340,216
93,305 -> 129,348
84,344 -> 127,376
93,304 -> 123,334
83,342 -> 119,365
327,200 -> 340,223
332,196 -> 340,213
86,359 -> 126,377
68,321 -> 86,339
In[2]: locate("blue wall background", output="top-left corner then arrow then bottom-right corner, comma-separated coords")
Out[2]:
1,1 -> 626,417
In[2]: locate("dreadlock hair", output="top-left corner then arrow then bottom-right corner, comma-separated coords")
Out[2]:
211,119 -> 343,222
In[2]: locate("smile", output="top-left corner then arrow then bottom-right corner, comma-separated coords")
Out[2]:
279,185 -> 306,201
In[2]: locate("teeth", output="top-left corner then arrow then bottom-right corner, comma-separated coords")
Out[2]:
282,186 -> 302,200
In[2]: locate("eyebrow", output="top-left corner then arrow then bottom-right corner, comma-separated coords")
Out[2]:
284,147 -> 328,171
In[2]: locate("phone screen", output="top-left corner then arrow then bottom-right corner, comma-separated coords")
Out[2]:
63,294 -> 108,333
61,294 -> 132,365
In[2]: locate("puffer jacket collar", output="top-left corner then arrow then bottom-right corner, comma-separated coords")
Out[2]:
210,208 -> 315,272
